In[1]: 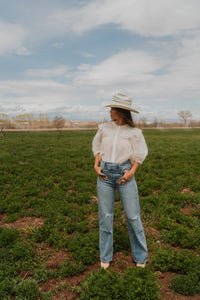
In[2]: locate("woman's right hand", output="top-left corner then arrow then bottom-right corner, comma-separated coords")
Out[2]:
94,166 -> 107,180
94,153 -> 107,179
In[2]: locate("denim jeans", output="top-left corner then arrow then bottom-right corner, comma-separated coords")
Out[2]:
97,160 -> 148,264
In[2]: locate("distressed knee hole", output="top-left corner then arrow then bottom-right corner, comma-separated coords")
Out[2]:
104,213 -> 113,218
127,215 -> 138,221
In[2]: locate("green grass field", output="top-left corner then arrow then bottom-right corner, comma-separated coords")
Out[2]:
0,129 -> 200,299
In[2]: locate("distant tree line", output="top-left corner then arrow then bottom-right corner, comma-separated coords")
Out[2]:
0,113 -> 50,130
0,113 -> 100,131
0,110 -> 199,132
136,110 -> 198,128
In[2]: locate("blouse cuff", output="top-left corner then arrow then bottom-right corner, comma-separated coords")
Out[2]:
135,160 -> 143,164
93,151 -> 100,157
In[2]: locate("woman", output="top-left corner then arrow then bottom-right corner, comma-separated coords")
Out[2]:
92,93 -> 148,269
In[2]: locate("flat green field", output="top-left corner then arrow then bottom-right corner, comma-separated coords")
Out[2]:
0,129 -> 199,299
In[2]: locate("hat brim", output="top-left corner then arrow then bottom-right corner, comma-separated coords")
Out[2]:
105,104 -> 139,113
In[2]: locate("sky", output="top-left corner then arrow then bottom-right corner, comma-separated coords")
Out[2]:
0,0 -> 200,122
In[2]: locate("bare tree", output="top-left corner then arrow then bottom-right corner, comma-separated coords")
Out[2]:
39,114 -> 50,128
53,115 -> 65,131
1,127 -> 6,136
12,114 -> 35,129
0,113 -> 9,134
138,116 -> 148,128
177,110 -> 192,127
151,118 -> 158,128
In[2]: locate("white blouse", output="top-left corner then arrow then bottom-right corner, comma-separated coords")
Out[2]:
92,122 -> 148,164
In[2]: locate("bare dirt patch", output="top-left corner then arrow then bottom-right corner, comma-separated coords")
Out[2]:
39,254 -> 200,300
39,252 -> 134,299
0,214 -> 44,229
0,214 -> 8,226
20,270 -> 34,280
153,189 -> 162,195
157,272 -> 177,300
110,251 -> 135,272
146,226 -> 160,236
36,243 -> 73,267
39,261 -> 100,299
180,206 -> 194,215
157,272 -> 200,300
46,250 -> 72,269
181,187 -> 195,194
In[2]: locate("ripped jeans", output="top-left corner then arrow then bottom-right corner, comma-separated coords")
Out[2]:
97,160 -> 148,264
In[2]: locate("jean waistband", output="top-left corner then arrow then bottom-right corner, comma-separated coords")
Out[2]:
101,160 -> 131,168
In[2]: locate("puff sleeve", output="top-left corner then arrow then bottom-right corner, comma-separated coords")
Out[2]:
130,129 -> 148,164
92,124 -> 104,156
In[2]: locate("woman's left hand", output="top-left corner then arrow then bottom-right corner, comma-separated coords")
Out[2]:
118,170 -> 133,184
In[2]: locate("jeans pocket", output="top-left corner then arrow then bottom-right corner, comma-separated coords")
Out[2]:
121,165 -> 131,173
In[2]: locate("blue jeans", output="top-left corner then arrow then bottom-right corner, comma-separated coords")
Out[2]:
97,160 -> 148,264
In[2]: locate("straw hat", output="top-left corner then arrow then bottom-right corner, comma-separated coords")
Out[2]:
105,93 -> 139,113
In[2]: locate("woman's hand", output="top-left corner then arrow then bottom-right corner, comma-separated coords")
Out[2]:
94,153 -> 107,180
118,162 -> 140,184
94,165 -> 102,176
94,165 -> 108,180
118,170 -> 133,184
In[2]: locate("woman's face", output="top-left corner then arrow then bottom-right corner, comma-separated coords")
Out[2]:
110,108 -> 121,121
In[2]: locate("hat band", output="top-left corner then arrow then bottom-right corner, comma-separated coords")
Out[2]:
112,97 -> 132,108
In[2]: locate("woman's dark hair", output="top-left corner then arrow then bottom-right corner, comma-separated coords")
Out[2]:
114,107 -> 135,127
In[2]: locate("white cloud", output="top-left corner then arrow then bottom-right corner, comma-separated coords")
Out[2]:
0,80 -> 74,103
52,42 -> 63,48
116,0 -> 200,37
10,0 -> 198,43
45,0 -> 200,37
167,34 -> 200,91
1,34 -> 200,121
0,98 -> 107,121
1,0 -> 199,56
0,19 -> 29,55
81,52 -> 94,58
146,33 -> 200,99
70,31 -> 200,102
60,105 -> 107,121
74,50 -> 163,89
24,66 -> 70,78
